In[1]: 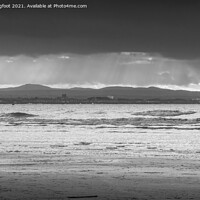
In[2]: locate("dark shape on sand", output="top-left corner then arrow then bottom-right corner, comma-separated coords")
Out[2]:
68,195 -> 98,199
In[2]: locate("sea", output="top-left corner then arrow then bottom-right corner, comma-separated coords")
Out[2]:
0,104 -> 200,161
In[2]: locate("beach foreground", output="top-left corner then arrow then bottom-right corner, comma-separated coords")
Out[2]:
1,152 -> 200,200
1,104 -> 200,200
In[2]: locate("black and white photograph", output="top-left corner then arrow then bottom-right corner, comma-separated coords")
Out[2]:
0,0 -> 200,199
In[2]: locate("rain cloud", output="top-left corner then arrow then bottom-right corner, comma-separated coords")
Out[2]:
0,52 -> 200,90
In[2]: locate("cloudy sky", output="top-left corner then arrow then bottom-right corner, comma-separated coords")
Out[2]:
0,0 -> 200,90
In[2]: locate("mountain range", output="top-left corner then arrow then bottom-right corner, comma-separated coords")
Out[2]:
0,84 -> 200,100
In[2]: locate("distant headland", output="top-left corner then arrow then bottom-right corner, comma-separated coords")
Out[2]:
1,84 -> 200,104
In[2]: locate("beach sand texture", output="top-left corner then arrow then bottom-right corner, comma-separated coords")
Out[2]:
1,153 -> 200,200
0,104 -> 200,199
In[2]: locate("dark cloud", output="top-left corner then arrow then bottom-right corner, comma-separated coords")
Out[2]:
0,0 -> 200,59
1,53 -> 200,89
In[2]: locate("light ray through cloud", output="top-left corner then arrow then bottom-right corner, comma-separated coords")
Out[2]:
0,52 -> 200,90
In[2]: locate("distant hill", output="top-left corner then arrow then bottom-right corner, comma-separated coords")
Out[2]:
1,84 -> 200,100
0,84 -> 52,91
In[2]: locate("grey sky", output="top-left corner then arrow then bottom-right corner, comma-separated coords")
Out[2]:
0,0 -> 200,89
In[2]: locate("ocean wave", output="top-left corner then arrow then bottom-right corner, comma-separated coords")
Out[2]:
133,110 -> 196,117
50,144 -> 68,148
0,112 -> 37,118
1,115 -> 200,130
93,111 -> 106,114
74,142 -> 92,146
73,117 -> 193,127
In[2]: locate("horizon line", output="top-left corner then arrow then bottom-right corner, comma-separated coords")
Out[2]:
1,83 -> 200,92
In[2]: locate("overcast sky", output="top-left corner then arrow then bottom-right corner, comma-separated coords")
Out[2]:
0,0 -> 200,89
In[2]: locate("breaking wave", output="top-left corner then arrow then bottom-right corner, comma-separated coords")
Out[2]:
0,112 -> 37,118
0,108 -> 199,130
2,116 -> 200,130
133,110 -> 196,117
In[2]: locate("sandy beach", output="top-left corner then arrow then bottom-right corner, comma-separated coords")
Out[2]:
1,151 -> 200,200
1,104 -> 200,200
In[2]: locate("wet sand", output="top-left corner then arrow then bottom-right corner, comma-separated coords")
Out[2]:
1,152 -> 200,200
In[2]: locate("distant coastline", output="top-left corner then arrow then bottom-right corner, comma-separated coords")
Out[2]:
1,97 -> 200,104
1,84 -> 200,104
